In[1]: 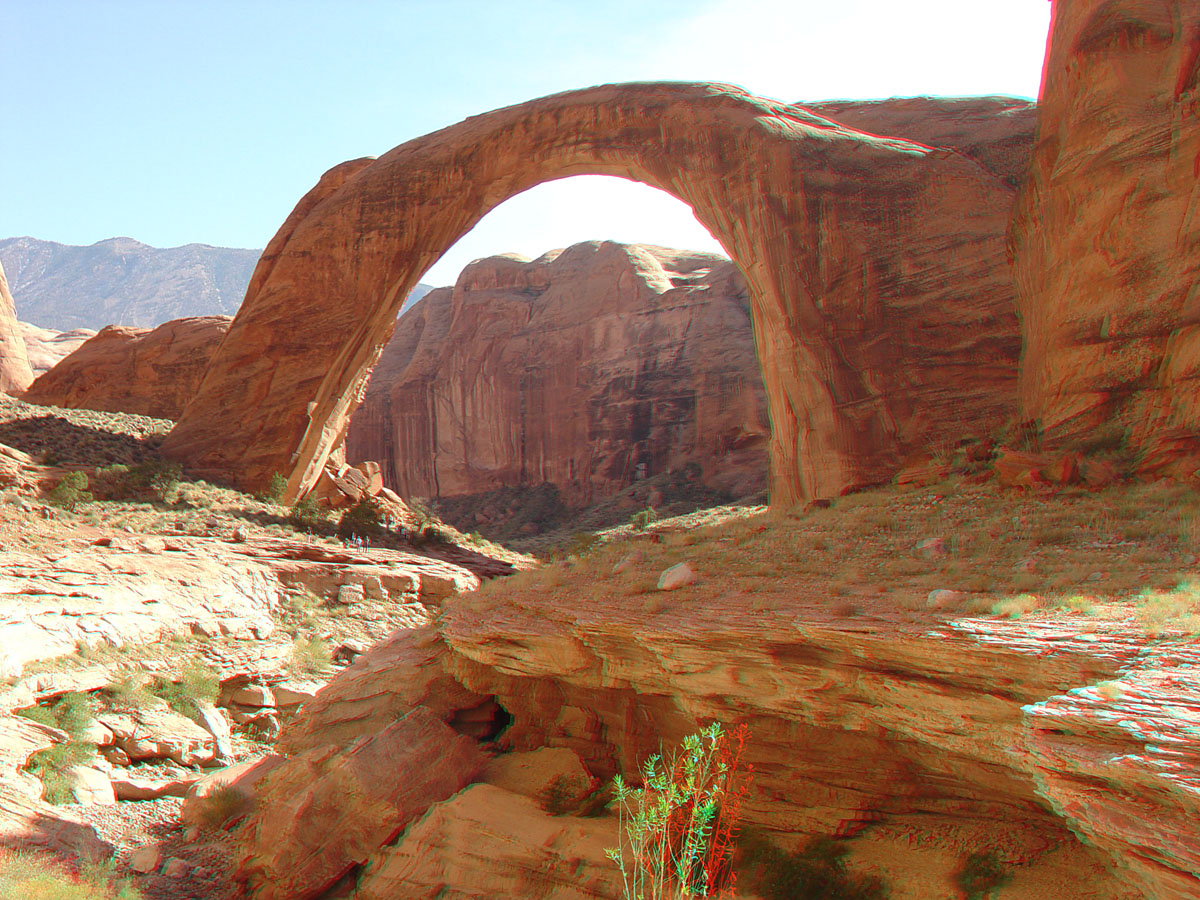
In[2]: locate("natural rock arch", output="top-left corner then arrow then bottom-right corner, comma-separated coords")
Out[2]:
161,81 -> 1021,506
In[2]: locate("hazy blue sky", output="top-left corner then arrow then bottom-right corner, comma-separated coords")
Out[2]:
3,0 -> 1052,287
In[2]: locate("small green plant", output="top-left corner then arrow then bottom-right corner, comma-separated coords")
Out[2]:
104,672 -> 156,711
290,635 -> 332,676
606,722 -> 752,899
150,659 -> 219,719
17,691 -> 95,740
258,471 -> 289,504
48,471 -> 92,511
955,851 -> 1011,900
91,460 -> 181,503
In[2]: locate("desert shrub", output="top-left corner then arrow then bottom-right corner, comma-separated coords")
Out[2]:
629,508 -> 658,532
193,784 -> 254,832
288,493 -> 325,531
290,635 -> 331,676
103,672 -> 156,711
955,851 -> 1011,900
91,460 -> 181,503
606,722 -> 752,899
410,523 -> 451,548
48,471 -> 92,511
27,740 -> 95,805
337,498 -> 385,539
0,850 -> 143,899
258,472 -> 288,504
150,659 -> 219,719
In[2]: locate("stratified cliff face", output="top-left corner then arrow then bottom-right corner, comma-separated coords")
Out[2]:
0,261 -> 34,395
345,241 -> 769,506
21,316 -> 230,419
1011,1 -> 1200,473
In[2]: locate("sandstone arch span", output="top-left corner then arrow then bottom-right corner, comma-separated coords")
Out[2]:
161,82 -> 1021,506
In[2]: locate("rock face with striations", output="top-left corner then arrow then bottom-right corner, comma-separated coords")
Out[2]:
1011,0 -> 1200,475
22,316 -> 230,419
161,83 -> 1025,507
345,241 -> 769,506
0,261 -> 34,395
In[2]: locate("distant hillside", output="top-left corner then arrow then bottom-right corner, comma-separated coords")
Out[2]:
1,236 -> 435,331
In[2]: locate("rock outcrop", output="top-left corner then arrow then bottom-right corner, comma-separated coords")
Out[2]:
21,316 -> 230,419
161,82 -> 1024,507
0,262 -> 34,395
226,583 -> 1191,900
1011,1 -> 1200,475
19,322 -> 96,377
345,241 -> 769,506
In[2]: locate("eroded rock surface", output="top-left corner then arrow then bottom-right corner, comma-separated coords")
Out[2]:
1011,1 -> 1200,475
22,316 -> 230,419
345,241 -> 768,506
162,83 -> 1023,507
18,322 -> 96,377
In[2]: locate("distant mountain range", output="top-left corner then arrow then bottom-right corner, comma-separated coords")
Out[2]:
0,236 -> 434,331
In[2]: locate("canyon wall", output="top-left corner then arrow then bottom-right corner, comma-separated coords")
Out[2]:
0,261 -> 34,395
344,241 -> 769,506
21,316 -> 230,420
160,83 -> 1023,507
1011,1 -> 1200,475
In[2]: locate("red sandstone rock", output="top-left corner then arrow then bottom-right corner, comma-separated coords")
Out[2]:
234,706 -> 486,900
1011,1 -> 1200,479
161,83 -> 1023,507
22,316 -> 230,419
0,261 -> 34,394
345,241 -> 769,506
18,322 -> 95,377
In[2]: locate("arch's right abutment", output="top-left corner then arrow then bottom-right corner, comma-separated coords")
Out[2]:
160,82 -> 1022,507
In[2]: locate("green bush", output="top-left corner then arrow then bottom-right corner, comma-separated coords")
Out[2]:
258,471 -> 288,504
91,460 -> 181,503
193,784 -> 254,832
629,508 -> 658,532
16,691 -> 95,740
0,851 -> 143,899
48,471 -> 92,511
290,635 -> 331,676
288,493 -> 325,531
337,498 -> 385,539
27,740 -> 96,805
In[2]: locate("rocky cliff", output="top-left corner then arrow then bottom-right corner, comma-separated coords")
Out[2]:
0,261 -> 34,395
19,322 -> 96,377
22,317 -> 231,420
161,83 -> 1024,507
345,241 -> 769,507
1011,1 -> 1200,476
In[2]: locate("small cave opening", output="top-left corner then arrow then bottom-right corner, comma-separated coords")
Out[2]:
448,697 -> 513,743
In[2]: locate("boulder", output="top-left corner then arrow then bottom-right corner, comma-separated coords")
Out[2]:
354,784 -> 621,900
234,707 -> 486,900
111,773 -> 200,801
63,764 -> 116,805
98,707 -> 218,766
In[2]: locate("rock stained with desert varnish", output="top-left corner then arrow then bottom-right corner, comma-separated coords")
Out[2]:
345,241 -> 769,506
0,261 -> 34,395
1011,0 -> 1200,472
161,83 -> 1023,506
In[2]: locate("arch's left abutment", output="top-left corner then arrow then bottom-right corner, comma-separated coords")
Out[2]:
160,82 -> 1021,507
